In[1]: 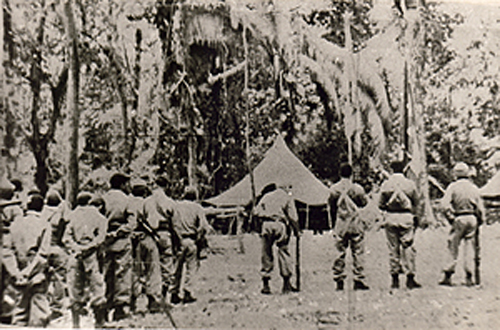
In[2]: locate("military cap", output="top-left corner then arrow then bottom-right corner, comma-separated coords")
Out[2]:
76,191 -> 93,206
453,162 -> 469,178
110,172 -> 130,188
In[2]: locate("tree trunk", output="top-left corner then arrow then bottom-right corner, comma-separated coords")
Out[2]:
344,10 -> 354,166
243,26 -> 256,208
0,0 -> 5,179
64,0 -> 79,208
405,4 -> 435,226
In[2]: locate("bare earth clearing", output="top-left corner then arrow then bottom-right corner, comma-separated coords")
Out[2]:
50,223 -> 500,329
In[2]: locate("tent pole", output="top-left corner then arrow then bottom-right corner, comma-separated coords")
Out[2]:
306,204 -> 310,230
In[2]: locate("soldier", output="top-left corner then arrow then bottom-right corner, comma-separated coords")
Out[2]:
63,192 -> 107,328
129,179 -> 163,313
378,160 -> 422,289
0,177 -> 22,321
329,163 -> 370,291
254,183 -> 300,295
439,162 -> 484,286
143,176 -> 177,302
5,193 -> 51,326
40,189 -> 68,321
103,173 -> 135,321
170,186 -> 211,304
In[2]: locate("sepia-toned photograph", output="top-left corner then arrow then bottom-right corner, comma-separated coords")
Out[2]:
1,0 -> 499,328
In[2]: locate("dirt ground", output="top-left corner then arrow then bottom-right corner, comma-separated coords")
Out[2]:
49,222 -> 500,329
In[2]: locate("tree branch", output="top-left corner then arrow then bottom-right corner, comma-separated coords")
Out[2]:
46,66 -> 69,142
207,60 -> 246,85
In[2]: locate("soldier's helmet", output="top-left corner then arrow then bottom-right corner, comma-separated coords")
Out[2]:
453,162 -> 469,179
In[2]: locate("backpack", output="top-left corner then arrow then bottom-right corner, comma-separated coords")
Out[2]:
386,184 -> 412,211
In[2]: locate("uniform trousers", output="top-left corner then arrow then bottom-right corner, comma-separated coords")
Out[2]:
384,212 -> 416,275
12,276 -> 50,327
47,245 -> 68,315
67,251 -> 105,309
105,240 -> 132,308
133,235 -> 163,303
260,221 -> 292,279
333,231 -> 365,281
443,215 -> 477,274
171,237 -> 199,294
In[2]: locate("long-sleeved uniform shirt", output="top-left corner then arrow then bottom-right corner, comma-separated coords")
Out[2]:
441,178 -> 485,220
329,178 -> 368,235
172,200 -> 211,239
5,210 -> 51,279
40,204 -> 67,247
379,173 -> 418,213
143,188 -> 176,232
103,189 -> 134,251
62,205 -> 107,254
253,189 -> 299,231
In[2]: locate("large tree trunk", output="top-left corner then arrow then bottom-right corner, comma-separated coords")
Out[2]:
64,0 -> 79,207
405,4 -> 435,226
1,0 -> 5,179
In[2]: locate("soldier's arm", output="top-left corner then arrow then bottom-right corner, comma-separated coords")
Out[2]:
440,185 -> 455,223
356,185 -> 369,208
20,223 -> 51,280
2,229 -> 21,278
62,221 -> 81,255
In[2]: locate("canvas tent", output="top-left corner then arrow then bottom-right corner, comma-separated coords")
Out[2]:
205,135 -> 333,230
480,171 -> 500,224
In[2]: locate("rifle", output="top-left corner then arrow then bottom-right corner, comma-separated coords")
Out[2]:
295,233 -> 301,291
137,216 -> 173,253
474,225 -> 481,285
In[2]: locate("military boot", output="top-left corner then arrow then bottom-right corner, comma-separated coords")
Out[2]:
406,274 -> 422,289
282,276 -> 298,294
391,274 -> 399,289
183,290 -> 197,304
335,279 -> 344,291
170,292 -> 182,304
465,272 -> 474,287
439,271 -> 453,286
353,280 -> 369,291
261,277 -> 271,295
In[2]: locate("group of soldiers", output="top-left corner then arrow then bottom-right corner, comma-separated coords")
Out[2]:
0,158 -> 485,327
0,172 -> 211,328
255,160 -> 484,295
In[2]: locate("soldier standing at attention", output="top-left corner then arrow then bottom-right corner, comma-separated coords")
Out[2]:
6,193 -> 51,327
143,176 -> 177,302
254,183 -> 300,295
439,162 -> 484,286
103,173 -> 135,321
378,160 -> 422,289
329,163 -> 370,291
170,186 -> 211,304
63,192 -> 107,328
40,190 -> 68,321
